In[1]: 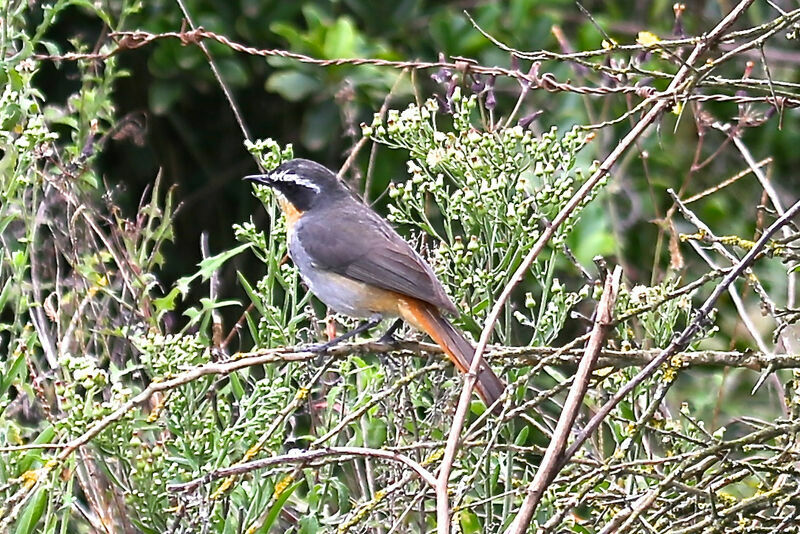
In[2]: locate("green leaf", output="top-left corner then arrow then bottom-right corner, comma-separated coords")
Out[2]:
18,426 -> 56,473
619,400 -> 634,421
38,39 -> 61,57
514,425 -> 530,446
152,286 -> 181,314
229,372 -> 245,402
216,57 -> 250,87
323,18 -> 357,58
269,22 -> 309,52
0,215 -> 15,236
149,80 -> 183,116
363,416 -> 387,447
459,509 -> 482,534
197,243 -> 252,282
330,478 -> 351,513
245,312 -> 261,346
301,101 -> 338,151
237,271 -> 266,316
298,515 -> 321,534
256,481 -> 302,533
1,352 -> 27,397
266,71 -> 322,102
14,487 -> 48,534
156,243 -> 252,315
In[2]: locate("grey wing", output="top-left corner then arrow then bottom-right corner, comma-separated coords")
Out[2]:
294,207 -> 458,314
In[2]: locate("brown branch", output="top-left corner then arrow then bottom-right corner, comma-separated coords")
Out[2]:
434,3 -> 760,531
2,342 -> 799,455
0,341 -> 800,458
167,446 -> 437,493
508,266 -> 622,533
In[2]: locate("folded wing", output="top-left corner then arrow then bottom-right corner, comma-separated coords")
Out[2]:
294,207 -> 458,315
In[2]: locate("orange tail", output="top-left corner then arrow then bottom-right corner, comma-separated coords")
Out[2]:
399,298 -> 506,413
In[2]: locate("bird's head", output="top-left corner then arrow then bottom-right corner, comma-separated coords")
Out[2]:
244,158 -> 343,212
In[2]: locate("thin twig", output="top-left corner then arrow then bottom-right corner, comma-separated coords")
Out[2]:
434,2 -> 758,530
173,0 -> 253,145
338,69 -> 408,183
167,446 -> 437,493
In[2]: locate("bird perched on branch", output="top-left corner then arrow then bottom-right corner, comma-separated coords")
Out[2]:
245,159 -> 505,412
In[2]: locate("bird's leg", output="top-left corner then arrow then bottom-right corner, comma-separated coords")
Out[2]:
377,318 -> 403,345
375,318 -> 404,370
310,314 -> 383,353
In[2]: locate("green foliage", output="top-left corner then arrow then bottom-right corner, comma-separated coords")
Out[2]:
239,139 -> 315,348
215,89 -> 599,530
153,242 -> 252,323
3,0 -> 800,533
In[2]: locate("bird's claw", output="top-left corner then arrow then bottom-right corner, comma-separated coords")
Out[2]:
376,332 -> 400,346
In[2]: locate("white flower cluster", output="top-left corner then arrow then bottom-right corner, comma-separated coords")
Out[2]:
245,138 -> 294,172
133,329 -> 208,374
60,352 -> 109,390
619,279 -> 695,349
1,68 -> 59,174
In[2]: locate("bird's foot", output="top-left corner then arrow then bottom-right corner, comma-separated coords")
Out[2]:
376,331 -> 400,346
304,342 -> 335,366
306,340 -> 338,355
375,318 -> 403,347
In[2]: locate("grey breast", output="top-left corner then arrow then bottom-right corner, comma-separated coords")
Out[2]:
289,225 -> 386,317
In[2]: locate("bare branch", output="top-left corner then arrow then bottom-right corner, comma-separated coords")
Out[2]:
508,266 -> 622,533
563,193 -> 800,466
167,446 -> 437,493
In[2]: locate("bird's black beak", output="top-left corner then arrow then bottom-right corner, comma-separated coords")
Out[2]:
243,174 -> 273,186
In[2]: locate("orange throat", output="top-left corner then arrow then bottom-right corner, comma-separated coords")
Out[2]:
278,195 -> 303,236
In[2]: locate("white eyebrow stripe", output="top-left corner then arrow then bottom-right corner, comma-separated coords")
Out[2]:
271,170 -> 321,193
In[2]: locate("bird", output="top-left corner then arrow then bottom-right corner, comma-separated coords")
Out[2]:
245,158 -> 505,412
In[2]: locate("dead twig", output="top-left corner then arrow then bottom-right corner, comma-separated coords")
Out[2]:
435,2 -> 759,530
508,266 -> 622,532
167,446 -> 437,493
